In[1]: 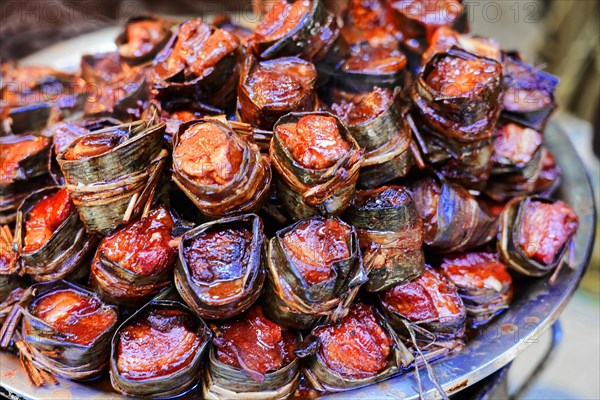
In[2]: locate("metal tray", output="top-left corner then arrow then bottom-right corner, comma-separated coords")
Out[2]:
0,27 -> 596,400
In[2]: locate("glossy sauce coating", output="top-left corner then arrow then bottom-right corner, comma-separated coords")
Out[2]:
31,288 -> 117,345
63,132 -> 126,160
330,87 -> 393,126
381,267 -> 463,322
52,122 -> 90,155
355,185 -> 412,210
440,252 -> 512,292
120,20 -> 169,59
117,308 -> 202,380
536,148 -> 560,191
342,45 -> 407,75
252,0 -> 312,43
0,240 -> 17,274
99,206 -> 176,276
426,55 -> 500,97
213,306 -> 298,381
313,303 -> 392,379
492,123 -> 542,165
281,218 -> 351,285
423,27 -> 501,62
0,136 -> 49,184
519,200 -> 578,265
174,122 -> 244,186
277,115 -> 350,170
411,178 -> 440,243
184,226 -> 252,285
391,0 -> 463,28
23,188 -> 75,252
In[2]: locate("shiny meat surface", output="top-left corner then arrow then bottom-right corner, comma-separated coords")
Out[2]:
411,178 -> 440,243
519,200 -> 579,265
342,45 -> 407,75
0,240 -> 17,274
423,27 -> 501,62
252,0 -> 312,43
313,303 -> 392,379
330,87 -> 393,126
32,288 -> 116,345
120,20 -> 168,59
355,185 -> 412,210
492,123 -> 542,165
117,308 -> 202,380
426,54 -> 500,97
381,267 -> 463,322
174,122 -> 244,185
63,132 -> 126,160
99,206 -> 176,276
391,0 -> 463,26
52,122 -> 90,155
0,136 -> 49,184
277,115 -> 350,170
23,188 -> 75,252
184,226 -> 252,284
213,306 -> 298,381
440,252 -> 512,292
281,218 -> 351,285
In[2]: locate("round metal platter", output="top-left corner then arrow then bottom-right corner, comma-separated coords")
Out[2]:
0,26 -> 596,400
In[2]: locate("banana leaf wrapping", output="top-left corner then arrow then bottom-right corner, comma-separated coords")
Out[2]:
439,252 -> 513,328
296,303 -> 413,393
0,134 -> 52,224
501,53 -> 558,131
110,300 -> 212,398
172,119 -> 272,218
57,119 -> 167,235
263,216 -> 368,330
19,280 -> 118,380
344,186 -> 425,292
534,147 -> 561,197
89,205 -> 177,307
411,176 -> 497,253
151,18 -> 242,110
202,306 -> 302,399
498,196 -> 579,277
115,15 -> 172,65
0,227 -> 18,302
175,214 -> 266,320
270,112 -> 364,220
237,55 -> 318,130
249,0 -> 340,62
379,266 -> 467,350
485,121 -> 543,202
15,187 -> 97,282
410,48 -> 503,190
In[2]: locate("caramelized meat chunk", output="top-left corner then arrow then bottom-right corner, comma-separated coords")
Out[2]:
0,136 -> 49,184
411,177 -> 441,243
63,132 -> 127,160
330,87 -> 393,126
119,20 -> 169,59
492,123 -> 542,165
440,252 -> 512,292
342,45 -> 407,75
252,0 -> 312,43
425,55 -> 500,97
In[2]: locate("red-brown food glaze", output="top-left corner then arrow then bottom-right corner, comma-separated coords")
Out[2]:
492,123 -> 542,165
23,188 -> 75,252
440,252 -> 512,292
99,206 -> 176,276
52,122 -> 90,155
252,0 -> 312,43
391,0 -> 463,37
0,136 -> 50,184
423,26 -> 501,62
411,178 -> 440,243
425,55 -> 500,97
213,306 -> 298,381
341,0 -> 401,47
184,226 -> 252,285
120,20 -> 169,59
341,45 -> 407,75
519,200 -> 578,265
281,218 -> 351,285
277,115 -> 350,170
329,87 -> 393,126
535,148 -> 561,191
117,308 -> 202,380
381,267 -> 463,322
31,288 -> 117,345
0,239 -> 17,275
313,303 -> 392,379
63,132 -> 126,160
174,122 -> 244,186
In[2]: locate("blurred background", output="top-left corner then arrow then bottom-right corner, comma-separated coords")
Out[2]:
1,0 -> 599,398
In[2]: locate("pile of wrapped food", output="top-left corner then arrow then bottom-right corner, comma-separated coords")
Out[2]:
0,0 -> 580,398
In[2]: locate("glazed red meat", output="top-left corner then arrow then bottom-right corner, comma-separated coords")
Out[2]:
426,55 -> 501,97
492,123 -> 542,165
184,227 -> 252,284
381,268 -> 463,322
440,252 -> 512,292
281,218 -> 351,285
117,308 -> 202,380
252,0 -> 312,43
23,188 -> 75,252
519,200 -> 579,265
52,122 -> 90,155
391,0 -> 463,30
277,115 -> 350,170
174,122 -> 244,186
120,20 -> 168,59
32,288 -> 117,345
63,132 -> 126,160
99,206 -> 176,276
342,45 -> 407,75
423,26 -> 501,62
330,87 -> 393,126
213,306 -> 298,381
313,303 -> 392,379
0,136 -> 49,184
